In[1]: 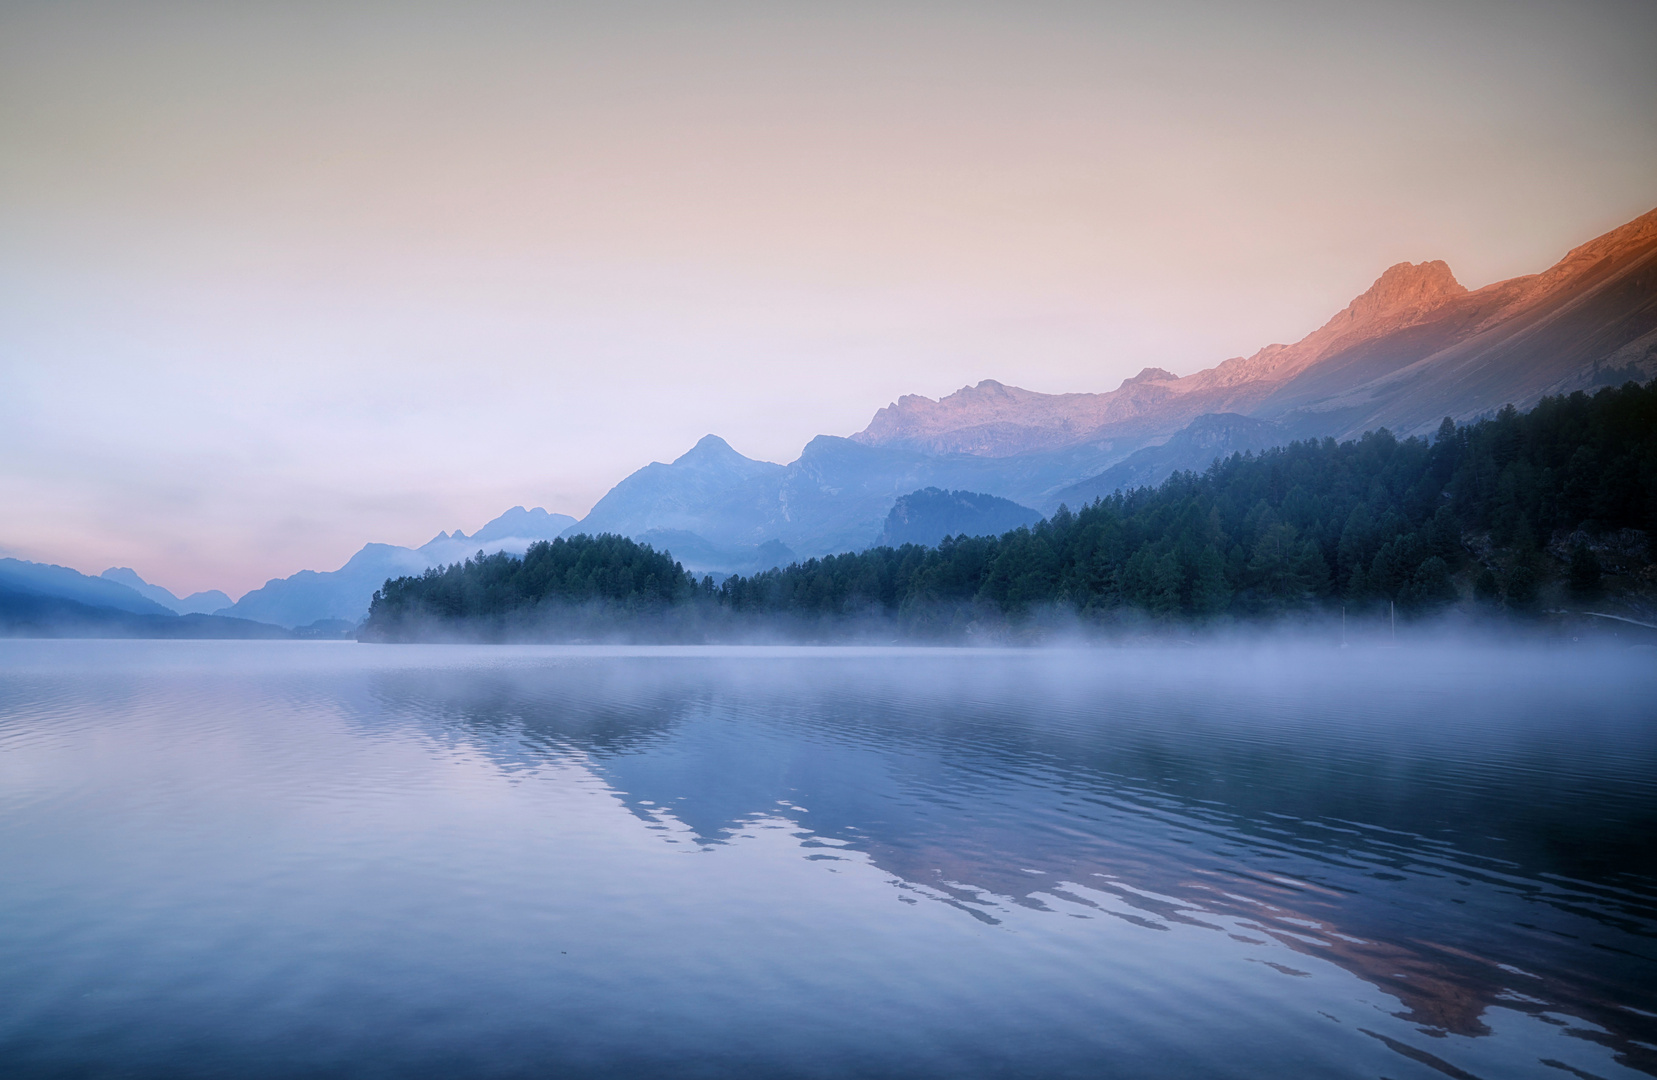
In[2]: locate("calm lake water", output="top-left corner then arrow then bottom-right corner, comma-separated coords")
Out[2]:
1,640 -> 1654,1079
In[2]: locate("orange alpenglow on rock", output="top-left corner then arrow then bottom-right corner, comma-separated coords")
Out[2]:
851,207 -> 1657,457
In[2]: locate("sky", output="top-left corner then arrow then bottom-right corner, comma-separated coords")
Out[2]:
2,0 -> 1654,598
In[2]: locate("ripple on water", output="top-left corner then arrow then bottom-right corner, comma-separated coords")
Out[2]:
0,639 -> 1652,1079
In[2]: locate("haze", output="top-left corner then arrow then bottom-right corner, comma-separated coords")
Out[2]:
2,0 -> 1654,597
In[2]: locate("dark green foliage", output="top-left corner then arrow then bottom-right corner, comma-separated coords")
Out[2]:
882,487 -> 1041,546
1406,556 -> 1457,613
364,381 -> 1657,637
1473,567 -> 1501,605
366,534 -> 696,637
1190,546 -> 1232,618
1568,543 -> 1603,598
1505,564 -> 1541,613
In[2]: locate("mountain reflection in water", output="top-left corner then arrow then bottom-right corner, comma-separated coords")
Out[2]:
375,648 -> 1657,1074
3,642 -> 1657,1080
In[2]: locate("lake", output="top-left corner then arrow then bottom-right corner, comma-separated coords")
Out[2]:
1,639 -> 1654,1079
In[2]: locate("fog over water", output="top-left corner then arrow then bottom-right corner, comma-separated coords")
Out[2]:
0,640 -> 1653,1078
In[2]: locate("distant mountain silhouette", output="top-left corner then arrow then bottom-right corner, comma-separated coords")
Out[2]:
564,209 -> 1657,551
853,207 -> 1657,455
467,506 -> 578,545
0,560 -> 284,638
1052,414 -> 1288,504
0,558 -> 174,616
628,530 -> 796,578
561,434 -> 1145,571
126,208 -> 1652,597
222,505 -> 576,628
570,436 -> 788,553
0,584 -> 286,639
100,567 -> 232,615
881,489 -> 1042,548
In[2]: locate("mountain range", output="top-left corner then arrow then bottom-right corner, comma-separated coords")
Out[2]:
10,205 -> 1654,630
854,206 -> 1657,456
0,506 -> 578,635
0,559 -> 286,639
1051,414 -> 1288,507
99,567 -> 232,615
562,432 -> 1134,571
217,506 -> 576,628
550,206 -> 1657,571
0,559 -> 177,617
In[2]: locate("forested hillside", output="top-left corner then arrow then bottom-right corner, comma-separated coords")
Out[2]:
363,381 -> 1657,641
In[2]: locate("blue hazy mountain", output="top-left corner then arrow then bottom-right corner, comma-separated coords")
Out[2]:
216,543 -> 435,629
571,436 -> 788,548
221,506 -> 577,628
567,209 -> 1657,563
0,559 -> 286,638
0,558 -> 174,616
20,208 -> 1651,625
0,584 -> 287,639
879,489 -> 1042,548
466,506 -> 578,545
100,567 -> 233,615
630,530 -> 797,578
563,434 -> 1140,573
774,434 -> 1154,547
1051,414 -> 1289,505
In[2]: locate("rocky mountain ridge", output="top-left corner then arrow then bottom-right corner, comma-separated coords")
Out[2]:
561,432 -> 1150,572
26,209 -> 1652,618
99,567 -> 232,615
0,559 -> 284,638
553,206 -> 1657,572
1051,414 -> 1289,507
852,207 -> 1657,456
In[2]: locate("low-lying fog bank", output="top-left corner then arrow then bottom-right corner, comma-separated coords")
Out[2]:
356,598 -> 1657,649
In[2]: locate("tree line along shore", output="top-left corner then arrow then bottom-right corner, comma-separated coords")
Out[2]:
361,380 -> 1657,642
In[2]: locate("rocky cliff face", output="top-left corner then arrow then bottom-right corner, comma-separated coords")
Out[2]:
1182,259 -> 1468,395
851,207 -> 1657,454
1254,206 -> 1657,436
851,379 -> 1157,457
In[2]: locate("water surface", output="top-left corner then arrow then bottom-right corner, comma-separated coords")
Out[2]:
1,640 -> 1654,1078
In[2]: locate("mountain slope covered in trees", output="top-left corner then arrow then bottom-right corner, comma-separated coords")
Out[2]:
553,208 -> 1657,564
363,381 -> 1657,641
880,489 -> 1042,548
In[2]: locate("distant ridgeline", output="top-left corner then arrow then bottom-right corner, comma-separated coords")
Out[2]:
362,381 -> 1657,641
880,488 -> 1042,548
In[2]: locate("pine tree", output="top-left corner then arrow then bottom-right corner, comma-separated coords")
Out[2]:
1473,567 -> 1501,606
1191,546 -> 1232,618
1568,543 -> 1602,599
1505,564 -> 1540,614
